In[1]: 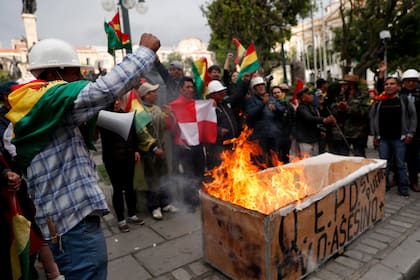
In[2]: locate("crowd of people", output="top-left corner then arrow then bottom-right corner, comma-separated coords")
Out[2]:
1,31 -> 420,280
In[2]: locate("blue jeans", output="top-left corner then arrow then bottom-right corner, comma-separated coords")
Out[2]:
48,216 -> 108,280
379,139 -> 409,195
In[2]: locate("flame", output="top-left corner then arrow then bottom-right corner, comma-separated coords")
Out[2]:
203,126 -> 313,215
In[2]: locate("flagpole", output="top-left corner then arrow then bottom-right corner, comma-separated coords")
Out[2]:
119,0 -> 132,53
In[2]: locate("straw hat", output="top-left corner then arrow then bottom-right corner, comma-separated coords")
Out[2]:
340,74 -> 360,84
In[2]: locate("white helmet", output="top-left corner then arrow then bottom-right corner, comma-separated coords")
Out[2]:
28,38 -> 81,73
207,80 -> 227,95
401,69 -> 419,80
250,76 -> 265,88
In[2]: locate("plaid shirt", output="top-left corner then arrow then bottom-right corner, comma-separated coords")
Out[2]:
26,46 -> 155,239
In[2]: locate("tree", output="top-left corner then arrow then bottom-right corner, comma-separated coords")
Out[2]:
165,52 -> 183,67
201,0 -> 312,74
332,0 -> 419,77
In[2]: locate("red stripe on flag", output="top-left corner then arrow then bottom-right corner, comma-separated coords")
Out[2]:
124,89 -> 137,112
109,12 -> 122,39
292,79 -> 304,105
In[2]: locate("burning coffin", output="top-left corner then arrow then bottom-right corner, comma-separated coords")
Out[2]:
201,153 -> 386,280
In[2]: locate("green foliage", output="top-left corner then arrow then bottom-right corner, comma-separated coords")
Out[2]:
164,52 -> 183,67
201,0 -> 312,74
0,70 -> 13,83
332,0 -> 420,77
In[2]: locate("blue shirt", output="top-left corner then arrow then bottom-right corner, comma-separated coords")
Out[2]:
26,46 -> 155,239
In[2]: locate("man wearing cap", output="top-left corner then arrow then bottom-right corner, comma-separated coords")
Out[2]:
134,82 -> 179,220
329,74 -> 370,157
245,76 -> 285,166
295,88 -> 336,157
154,59 -> 184,104
206,80 -> 238,168
6,33 -> 160,279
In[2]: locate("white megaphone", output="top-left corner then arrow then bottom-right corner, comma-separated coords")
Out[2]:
96,110 -> 135,140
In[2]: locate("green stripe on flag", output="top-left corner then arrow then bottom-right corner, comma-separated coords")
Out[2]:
104,21 -> 122,56
191,62 -> 205,100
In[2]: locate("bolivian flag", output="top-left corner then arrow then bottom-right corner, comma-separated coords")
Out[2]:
237,42 -> 260,83
232,37 -> 246,65
191,57 -> 211,100
6,80 -> 89,170
9,193 -> 31,280
127,95 -> 152,136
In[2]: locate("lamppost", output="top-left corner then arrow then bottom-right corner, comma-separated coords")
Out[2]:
271,25 -> 288,85
379,30 -> 391,78
101,0 -> 148,54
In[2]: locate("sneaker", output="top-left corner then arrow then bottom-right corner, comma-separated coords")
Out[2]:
162,204 -> 179,213
118,221 -> 130,232
127,215 -> 145,225
152,207 -> 163,220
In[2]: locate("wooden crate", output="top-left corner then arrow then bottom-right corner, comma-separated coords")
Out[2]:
201,156 -> 386,280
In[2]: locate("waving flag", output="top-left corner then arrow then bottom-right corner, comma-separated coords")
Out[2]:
121,33 -> 132,53
169,99 -> 217,146
109,12 -> 122,38
124,89 -> 140,112
292,79 -> 304,105
232,38 -> 246,65
104,21 -> 122,56
104,12 -> 131,55
191,57 -> 211,100
9,193 -> 31,280
237,43 -> 260,83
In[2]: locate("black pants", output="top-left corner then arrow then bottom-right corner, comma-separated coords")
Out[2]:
141,152 -> 171,211
174,144 -> 205,207
104,158 -> 137,221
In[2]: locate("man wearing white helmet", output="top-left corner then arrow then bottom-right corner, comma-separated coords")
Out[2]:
206,80 -> 238,168
245,76 -> 286,167
400,69 -> 420,192
6,33 -> 160,279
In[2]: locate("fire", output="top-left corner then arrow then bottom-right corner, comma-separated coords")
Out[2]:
204,126 -> 314,215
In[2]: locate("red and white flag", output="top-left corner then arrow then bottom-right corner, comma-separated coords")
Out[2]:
170,99 -> 217,146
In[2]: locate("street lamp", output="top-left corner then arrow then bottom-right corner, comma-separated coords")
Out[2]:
101,0 -> 148,53
379,30 -> 391,77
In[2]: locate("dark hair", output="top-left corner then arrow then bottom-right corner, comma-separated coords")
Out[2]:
316,78 -> 327,89
297,87 -> 310,98
385,76 -> 400,85
270,85 -> 281,94
208,65 -> 221,73
178,76 -> 195,89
